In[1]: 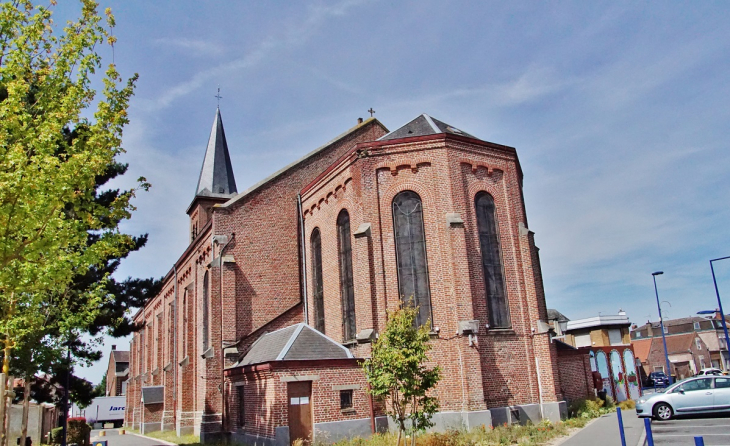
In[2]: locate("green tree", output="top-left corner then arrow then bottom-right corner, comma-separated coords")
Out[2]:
0,0 -> 140,365
0,1 -> 142,443
363,306 -> 441,446
93,374 -> 106,397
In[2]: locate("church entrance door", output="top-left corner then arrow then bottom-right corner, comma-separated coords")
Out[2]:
287,381 -> 313,445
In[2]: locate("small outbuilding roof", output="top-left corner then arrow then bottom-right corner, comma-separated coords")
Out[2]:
547,309 -> 570,323
141,386 -> 164,405
235,323 -> 353,367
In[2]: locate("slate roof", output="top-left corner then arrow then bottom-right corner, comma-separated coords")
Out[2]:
547,309 -> 570,322
141,386 -> 164,405
378,114 -> 479,141
195,108 -> 237,197
235,323 -> 354,367
633,316 -> 729,333
111,350 -> 129,363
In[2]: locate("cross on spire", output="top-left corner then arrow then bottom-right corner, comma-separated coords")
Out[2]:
368,107 -> 375,117
215,87 -> 222,107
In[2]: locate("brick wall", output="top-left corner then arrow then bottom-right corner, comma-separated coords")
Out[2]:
557,349 -> 594,403
227,361 -> 374,441
300,133 -> 560,410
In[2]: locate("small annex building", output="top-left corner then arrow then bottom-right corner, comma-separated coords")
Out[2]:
226,324 -> 378,445
125,109 -> 568,445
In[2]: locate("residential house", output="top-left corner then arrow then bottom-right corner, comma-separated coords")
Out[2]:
632,331 -> 712,380
632,316 -> 729,371
106,345 -> 129,396
552,310 -> 640,402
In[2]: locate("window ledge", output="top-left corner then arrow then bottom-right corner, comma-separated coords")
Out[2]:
342,340 -> 358,347
485,329 -> 516,336
340,408 -> 356,414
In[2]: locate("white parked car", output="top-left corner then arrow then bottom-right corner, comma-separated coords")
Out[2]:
697,368 -> 723,376
636,375 -> 730,420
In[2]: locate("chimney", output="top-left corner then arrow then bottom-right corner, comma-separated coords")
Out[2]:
647,324 -> 653,337
111,345 -> 116,350
357,117 -> 363,124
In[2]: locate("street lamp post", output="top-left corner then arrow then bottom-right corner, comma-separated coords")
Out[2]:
653,271 -> 673,384
710,256 -> 730,370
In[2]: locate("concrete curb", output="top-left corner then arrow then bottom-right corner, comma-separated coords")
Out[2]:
128,432 -> 179,445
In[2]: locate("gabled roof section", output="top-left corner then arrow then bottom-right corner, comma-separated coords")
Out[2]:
111,350 -> 129,363
632,338 -> 654,362
378,113 -> 479,141
235,323 -> 353,367
664,332 -> 698,354
195,108 -> 237,197
221,117 -> 387,210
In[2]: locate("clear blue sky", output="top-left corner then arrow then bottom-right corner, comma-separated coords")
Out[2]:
54,1 -> 730,385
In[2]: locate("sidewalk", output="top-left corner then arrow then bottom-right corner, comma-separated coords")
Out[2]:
90,428 -> 178,446
558,410 -> 644,446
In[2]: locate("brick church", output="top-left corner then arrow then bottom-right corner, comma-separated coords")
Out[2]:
125,110 -> 568,445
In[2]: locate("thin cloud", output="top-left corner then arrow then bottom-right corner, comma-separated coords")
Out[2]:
138,0 -> 369,111
153,37 -> 225,57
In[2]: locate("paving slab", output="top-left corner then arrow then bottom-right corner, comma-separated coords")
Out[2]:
559,410 -> 645,446
647,413 -> 730,446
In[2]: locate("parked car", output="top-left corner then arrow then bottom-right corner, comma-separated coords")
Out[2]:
636,375 -> 730,420
644,371 -> 670,387
697,368 -> 722,376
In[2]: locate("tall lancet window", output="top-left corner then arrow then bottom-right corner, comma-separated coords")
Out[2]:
310,228 -> 325,333
337,210 -> 356,341
475,192 -> 510,328
392,191 -> 433,326
202,271 -> 210,352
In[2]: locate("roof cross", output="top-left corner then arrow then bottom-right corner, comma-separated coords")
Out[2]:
368,107 -> 375,117
215,87 -> 222,107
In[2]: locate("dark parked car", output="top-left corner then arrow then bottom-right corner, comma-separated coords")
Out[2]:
645,371 -> 670,387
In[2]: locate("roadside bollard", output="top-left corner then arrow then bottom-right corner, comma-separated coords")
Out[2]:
694,437 -> 705,446
119,429 -> 125,435
616,407 -> 627,446
644,418 -> 654,446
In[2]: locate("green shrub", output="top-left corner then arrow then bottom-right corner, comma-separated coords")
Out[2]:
67,417 -> 91,446
618,399 -> 636,410
50,426 -> 63,445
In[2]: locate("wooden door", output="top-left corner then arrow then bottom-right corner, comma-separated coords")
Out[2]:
287,381 -> 312,445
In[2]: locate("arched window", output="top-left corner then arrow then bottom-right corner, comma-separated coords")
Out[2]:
475,192 -> 510,328
202,271 -> 210,352
310,228 -> 325,333
337,210 -> 356,341
392,191 -> 432,326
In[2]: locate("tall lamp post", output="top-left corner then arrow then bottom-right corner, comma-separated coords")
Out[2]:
653,271 -> 673,384
710,256 -> 730,370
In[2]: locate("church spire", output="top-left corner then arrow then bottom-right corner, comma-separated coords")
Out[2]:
195,108 -> 237,197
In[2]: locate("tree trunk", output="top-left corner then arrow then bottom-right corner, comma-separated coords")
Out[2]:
20,378 -> 31,446
397,427 -> 402,446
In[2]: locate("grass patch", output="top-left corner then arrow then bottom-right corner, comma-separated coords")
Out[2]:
325,421 -> 571,446
116,427 -> 207,445
119,398 -> 628,446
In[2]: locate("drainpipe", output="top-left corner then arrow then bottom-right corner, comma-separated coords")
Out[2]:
297,193 -> 309,324
215,233 -> 234,434
173,266 -> 178,409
